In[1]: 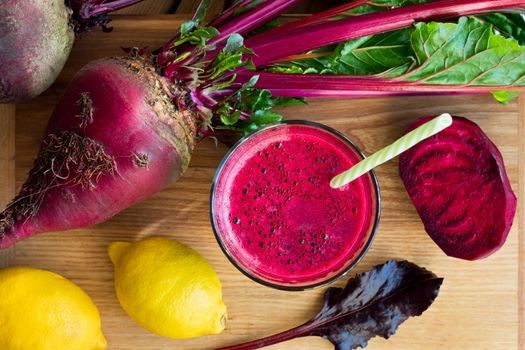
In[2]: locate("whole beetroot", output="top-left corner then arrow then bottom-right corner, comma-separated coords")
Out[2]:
0,0 -> 144,103
0,56 -> 198,247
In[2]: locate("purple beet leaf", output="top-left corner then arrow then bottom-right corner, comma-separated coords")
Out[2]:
217,260 -> 443,350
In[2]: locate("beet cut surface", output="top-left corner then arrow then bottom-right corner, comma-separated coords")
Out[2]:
399,116 -> 516,260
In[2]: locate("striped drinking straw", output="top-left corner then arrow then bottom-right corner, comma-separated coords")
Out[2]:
330,113 -> 453,189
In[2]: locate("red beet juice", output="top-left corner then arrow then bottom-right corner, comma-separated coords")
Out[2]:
211,121 -> 379,289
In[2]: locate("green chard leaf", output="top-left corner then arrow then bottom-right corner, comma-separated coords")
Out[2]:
213,88 -> 303,134
345,0 -> 434,15
217,104 -> 241,126
235,110 -> 284,133
248,18 -> 281,37
268,0 -> 432,75
232,0 -> 265,16
239,89 -> 273,112
343,0 -> 430,16
404,17 -> 525,89
224,33 -> 245,52
492,90 -> 521,104
271,96 -> 307,108
270,16 -> 524,102
242,75 -> 260,88
210,53 -> 244,79
268,29 -> 416,76
481,13 -> 525,45
208,34 -> 254,79
180,20 -> 197,35
322,29 -> 415,76
175,26 -> 219,47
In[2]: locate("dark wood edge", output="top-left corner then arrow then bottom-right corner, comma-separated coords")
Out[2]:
0,104 -> 16,268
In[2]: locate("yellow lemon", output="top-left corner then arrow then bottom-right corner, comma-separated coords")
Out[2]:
108,236 -> 227,339
0,267 -> 107,350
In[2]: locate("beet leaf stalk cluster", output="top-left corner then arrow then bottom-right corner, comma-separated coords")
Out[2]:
67,0 -> 147,32
155,0 -> 525,135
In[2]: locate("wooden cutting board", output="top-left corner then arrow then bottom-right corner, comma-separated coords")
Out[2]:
2,15 -> 522,350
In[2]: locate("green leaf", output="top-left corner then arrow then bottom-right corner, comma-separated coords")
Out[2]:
244,59 -> 256,71
326,29 -> 415,75
482,13 -> 525,45
218,104 -> 241,126
237,89 -> 273,112
211,87 -> 300,133
491,90 -> 520,104
180,20 -> 197,35
224,33 -> 245,53
269,30 -> 415,76
206,34 -> 256,81
210,53 -> 244,79
248,18 -> 281,37
236,110 -> 284,133
271,97 -> 306,108
232,0 -> 265,16
175,26 -> 219,47
404,17 -> 525,87
235,88 -> 306,113
267,65 -> 310,74
343,0 -> 430,16
252,110 -> 284,124
212,74 -> 238,90
242,75 -> 260,88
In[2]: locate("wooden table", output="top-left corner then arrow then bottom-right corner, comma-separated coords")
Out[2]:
0,15 -> 522,350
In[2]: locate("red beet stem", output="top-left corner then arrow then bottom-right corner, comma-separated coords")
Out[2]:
210,0 -> 306,46
208,0 -> 254,28
232,72 -> 523,97
78,0 -> 145,18
255,0 -> 370,39
215,323 -> 310,350
215,276 -> 444,350
246,0 -> 525,67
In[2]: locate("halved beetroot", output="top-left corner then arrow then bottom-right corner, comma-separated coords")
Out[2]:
399,116 -> 516,260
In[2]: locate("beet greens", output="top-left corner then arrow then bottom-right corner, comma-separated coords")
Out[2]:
216,260 -> 443,350
161,0 -> 525,136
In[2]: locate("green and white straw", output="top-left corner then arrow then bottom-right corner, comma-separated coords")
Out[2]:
330,113 -> 453,188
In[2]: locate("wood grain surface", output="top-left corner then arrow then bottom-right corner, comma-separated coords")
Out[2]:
10,16 -> 521,350
0,104 -> 16,268
177,0 -> 226,16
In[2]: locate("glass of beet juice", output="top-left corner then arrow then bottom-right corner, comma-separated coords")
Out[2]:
210,121 -> 380,291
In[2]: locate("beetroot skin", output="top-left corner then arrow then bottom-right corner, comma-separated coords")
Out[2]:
0,0 -> 74,103
0,57 -> 198,247
0,0 -> 145,103
399,116 -> 516,260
